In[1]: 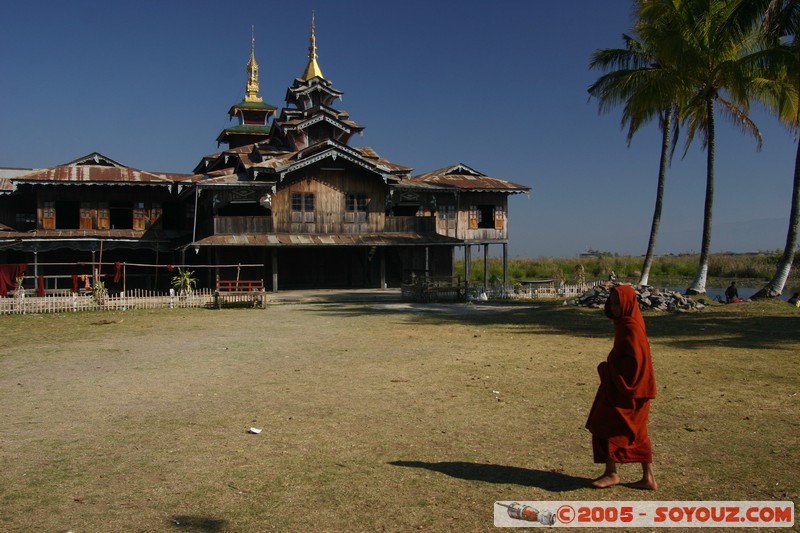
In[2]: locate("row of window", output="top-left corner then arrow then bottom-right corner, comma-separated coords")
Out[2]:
39,201 -> 166,230
290,192 -> 504,229
291,193 -> 370,213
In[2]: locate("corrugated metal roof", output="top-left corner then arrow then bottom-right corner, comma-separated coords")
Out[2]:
13,164 -> 178,184
0,229 -> 175,240
410,163 -> 529,192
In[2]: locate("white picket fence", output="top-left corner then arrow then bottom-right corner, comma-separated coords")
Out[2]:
0,288 -> 257,315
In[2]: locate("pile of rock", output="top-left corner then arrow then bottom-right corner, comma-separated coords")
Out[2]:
567,284 -> 706,312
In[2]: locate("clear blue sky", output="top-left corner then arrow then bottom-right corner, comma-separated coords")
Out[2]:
1,0 -> 796,258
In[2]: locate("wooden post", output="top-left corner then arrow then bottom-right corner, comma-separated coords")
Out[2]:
483,243 -> 489,291
271,248 -> 278,293
214,248 -> 220,289
503,242 -> 509,294
465,245 -> 471,292
268,247 -> 274,290
380,249 -> 386,289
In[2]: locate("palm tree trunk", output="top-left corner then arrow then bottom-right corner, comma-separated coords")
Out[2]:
687,97 -> 715,295
639,108 -> 673,287
752,137 -> 800,299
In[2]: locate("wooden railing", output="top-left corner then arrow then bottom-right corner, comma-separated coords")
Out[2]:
384,216 -> 435,233
203,215 -> 436,235
216,279 -> 264,292
209,216 -> 273,235
401,275 -> 467,302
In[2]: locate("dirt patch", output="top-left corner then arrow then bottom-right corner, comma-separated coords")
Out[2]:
1,300 -> 798,531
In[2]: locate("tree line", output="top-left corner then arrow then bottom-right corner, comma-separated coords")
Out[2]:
588,0 -> 798,298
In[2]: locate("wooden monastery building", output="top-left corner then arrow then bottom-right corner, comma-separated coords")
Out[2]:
0,21 -> 528,295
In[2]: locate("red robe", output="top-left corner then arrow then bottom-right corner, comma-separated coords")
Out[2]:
586,285 -> 657,463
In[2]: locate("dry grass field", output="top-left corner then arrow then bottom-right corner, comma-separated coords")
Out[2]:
1,294 -> 798,532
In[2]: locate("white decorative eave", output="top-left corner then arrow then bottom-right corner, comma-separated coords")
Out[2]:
12,180 -> 172,191
278,148 -> 389,184
282,115 -> 351,135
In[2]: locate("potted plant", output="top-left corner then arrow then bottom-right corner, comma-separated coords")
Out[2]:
92,279 -> 108,305
171,268 -> 197,296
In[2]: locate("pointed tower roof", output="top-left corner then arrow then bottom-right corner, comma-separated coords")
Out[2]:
301,12 -> 324,81
218,29 -> 277,149
244,26 -> 263,103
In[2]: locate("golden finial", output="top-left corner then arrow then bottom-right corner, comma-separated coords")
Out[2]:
245,26 -> 263,103
301,11 -> 324,81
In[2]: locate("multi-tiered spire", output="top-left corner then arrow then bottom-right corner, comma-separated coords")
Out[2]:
245,27 -> 262,103
301,12 -> 324,81
216,28 -> 276,149
268,14 -> 364,151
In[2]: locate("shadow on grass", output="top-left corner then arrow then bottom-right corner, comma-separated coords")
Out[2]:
169,515 -> 227,531
389,460 -> 588,491
311,299 -> 800,351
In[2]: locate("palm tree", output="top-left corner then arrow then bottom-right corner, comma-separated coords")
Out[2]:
588,32 -> 683,288
638,0 -> 767,295
751,0 -> 800,299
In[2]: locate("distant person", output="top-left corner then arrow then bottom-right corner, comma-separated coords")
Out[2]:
609,270 -> 617,282
586,285 -> 657,490
725,282 -> 739,303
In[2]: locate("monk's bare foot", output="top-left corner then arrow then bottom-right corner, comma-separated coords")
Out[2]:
625,477 -> 658,490
591,473 -> 620,488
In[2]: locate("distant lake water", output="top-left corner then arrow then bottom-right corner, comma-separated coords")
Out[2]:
659,286 -> 790,302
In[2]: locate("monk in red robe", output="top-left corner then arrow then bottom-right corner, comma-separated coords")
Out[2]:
586,285 -> 658,490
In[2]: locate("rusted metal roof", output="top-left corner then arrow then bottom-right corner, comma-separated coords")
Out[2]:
0,229 -> 174,241
12,164 -> 183,185
193,232 -> 462,247
179,168 -> 245,184
409,163 -> 529,192
246,140 -> 412,177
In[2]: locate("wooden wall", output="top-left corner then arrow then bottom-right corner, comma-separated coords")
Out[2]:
273,168 -> 387,234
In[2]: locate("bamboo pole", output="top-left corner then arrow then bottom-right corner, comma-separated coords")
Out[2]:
97,241 -> 104,289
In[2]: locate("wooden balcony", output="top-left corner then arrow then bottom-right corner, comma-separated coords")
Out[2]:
208,216 -> 273,235
203,215 -> 436,236
384,216 -> 435,233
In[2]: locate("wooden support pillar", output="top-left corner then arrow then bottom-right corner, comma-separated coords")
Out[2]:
268,246 -> 274,288
271,248 -> 278,293
380,249 -> 386,289
214,248 -> 220,289
503,242 -> 509,294
451,246 -> 456,278
424,246 -> 430,278
483,243 -> 489,291
465,245 -> 472,291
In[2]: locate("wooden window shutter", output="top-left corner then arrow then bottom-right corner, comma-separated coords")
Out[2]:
97,203 -> 110,230
80,203 -> 93,230
133,202 -> 146,231
41,202 -> 55,230
468,205 -> 479,230
494,205 -> 505,229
